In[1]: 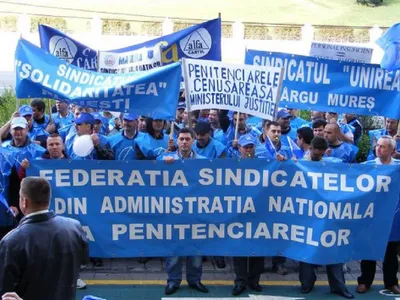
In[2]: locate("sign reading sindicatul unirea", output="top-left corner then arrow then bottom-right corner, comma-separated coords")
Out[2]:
183,59 -> 284,121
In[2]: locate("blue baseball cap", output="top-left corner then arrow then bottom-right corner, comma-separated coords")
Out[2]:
277,109 -> 291,119
92,113 -> 104,123
238,134 -> 257,147
75,113 -> 94,125
18,105 -> 33,117
177,102 -> 186,110
123,113 -> 138,121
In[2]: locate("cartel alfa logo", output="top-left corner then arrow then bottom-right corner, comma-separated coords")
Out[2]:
180,28 -> 212,59
104,55 -> 116,66
49,35 -> 78,63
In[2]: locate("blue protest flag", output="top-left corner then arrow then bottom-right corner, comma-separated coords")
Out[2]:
0,193 -> 14,217
39,24 -> 98,71
28,159 -> 400,264
245,50 -> 400,119
15,38 -> 182,120
108,18 -> 221,64
376,23 -> 400,71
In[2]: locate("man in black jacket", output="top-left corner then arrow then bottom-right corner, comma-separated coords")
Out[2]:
0,177 -> 89,300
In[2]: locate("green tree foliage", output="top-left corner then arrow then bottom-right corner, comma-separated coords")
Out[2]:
0,89 -> 29,126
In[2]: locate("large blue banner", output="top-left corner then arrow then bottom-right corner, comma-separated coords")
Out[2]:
39,19 -> 221,71
245,49 -> 400,119
27,159 -> 400,264
15,39 -> 181,119
39,24 -> 98,71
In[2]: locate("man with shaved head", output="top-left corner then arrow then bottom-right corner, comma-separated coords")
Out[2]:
324,123 -> 358,163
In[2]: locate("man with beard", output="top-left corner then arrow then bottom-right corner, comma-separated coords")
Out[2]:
193,122 -> 226,159
108,113 -> 144,160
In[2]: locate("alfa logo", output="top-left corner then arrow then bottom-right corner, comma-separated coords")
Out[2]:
49,35 -> 78,63
104,55 -> 116,67
180,28 -> 212,59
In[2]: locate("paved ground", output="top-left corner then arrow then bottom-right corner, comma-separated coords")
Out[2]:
76,258 -> 395,299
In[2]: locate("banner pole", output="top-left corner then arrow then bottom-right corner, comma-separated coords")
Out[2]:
47,99 -> 53,123
234,111 -> 240,142
397,121 -> 400,136
273,68 -> 285,121
170,121 -> 175,139
182,58 -> 193,129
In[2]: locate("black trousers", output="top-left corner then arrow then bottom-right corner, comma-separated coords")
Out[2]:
299,262 -> 346,292
358,242 -> 399,288
272,256 -> 286,265
233,257 -> 264,287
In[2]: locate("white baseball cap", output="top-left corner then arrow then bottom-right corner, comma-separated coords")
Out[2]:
11,117 -> 28,129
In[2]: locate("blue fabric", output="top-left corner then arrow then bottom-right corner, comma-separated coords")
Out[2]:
28,126 -> 49,142
246,116 -> 263,128
1,140 -> 46,172
40,18 -> 221,71
111,18 -> 221,64
157,151 -> 207,161
15,39 -> 182,119
224,122 -> 261,145
364,158 -> 400,241
65,134 -> 109,160
39,24 -> 98,71
329,143 -> 359,163
212,128 -> 227,145
136,133 -> 170,159
32,115 -> 50,130
52,112 -> 74,131
376,23 -> 400,71
290,117 -> 308,130
27,159 -> 400,264
0,149 -> 15,226
193,138 -> 226,159
282,127 -> 298,142
107,131 -> 144,160
245,50 -> 400,119
256,136 -> 302,160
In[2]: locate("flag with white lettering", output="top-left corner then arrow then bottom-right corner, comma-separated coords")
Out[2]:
245,50 -> 400,119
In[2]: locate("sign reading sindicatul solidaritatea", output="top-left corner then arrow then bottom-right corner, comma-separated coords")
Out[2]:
183,59 -> 283,120
27,159 -> 400,264
15,39 -> 181,119
245,50 -> 400,119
